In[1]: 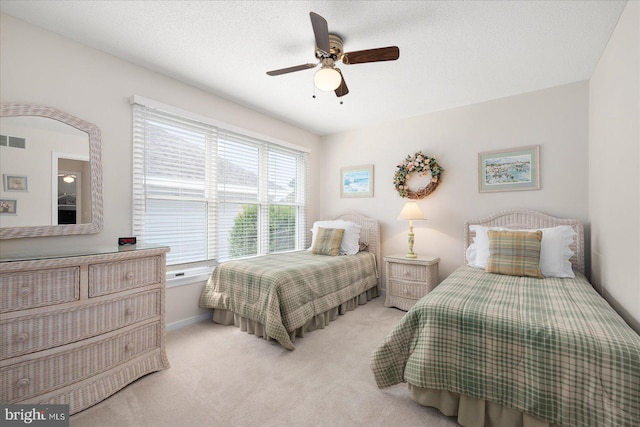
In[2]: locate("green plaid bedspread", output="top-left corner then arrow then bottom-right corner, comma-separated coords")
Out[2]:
370,266 -> 640,427
199,251 -> 378,350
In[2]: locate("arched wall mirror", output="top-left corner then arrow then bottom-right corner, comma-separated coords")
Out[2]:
0,104 -> 103,239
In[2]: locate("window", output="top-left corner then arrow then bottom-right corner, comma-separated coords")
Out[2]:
132,97 -> 308,266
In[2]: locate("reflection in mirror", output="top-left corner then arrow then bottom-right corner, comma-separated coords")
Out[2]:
0,104 -> 103,239
56,156 -> 90,225
58,173 -> 79,224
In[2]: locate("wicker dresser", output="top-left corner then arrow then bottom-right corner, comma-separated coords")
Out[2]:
0,245 -> 170,414
384,254 -> 440,311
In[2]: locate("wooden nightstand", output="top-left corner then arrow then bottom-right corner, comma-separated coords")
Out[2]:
384,254 -> 440,311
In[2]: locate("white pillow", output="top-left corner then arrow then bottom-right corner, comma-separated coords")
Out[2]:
309,220 -> 361,255
537,226 -> 576,278
467,225 -> 492,268
465,243 -> 478,266
467,225 -> 576,278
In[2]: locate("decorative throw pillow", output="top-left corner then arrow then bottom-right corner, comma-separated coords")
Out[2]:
358,241 -> 369,252
468,225 -> 575,278
485,230 -> 543,278
311,227 -> 345,256
309,220 -> 362,255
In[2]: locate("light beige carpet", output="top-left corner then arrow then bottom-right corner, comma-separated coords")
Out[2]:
70,296 -> 459,427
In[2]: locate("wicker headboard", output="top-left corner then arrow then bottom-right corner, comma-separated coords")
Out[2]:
464,209 -> 585,275
333,212 -> 382,279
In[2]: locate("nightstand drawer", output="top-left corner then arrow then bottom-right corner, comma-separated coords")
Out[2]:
388,280 -> 429,300
388,263 -> 429,282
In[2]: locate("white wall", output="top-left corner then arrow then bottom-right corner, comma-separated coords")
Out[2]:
0,14 -> 323,327
321,81 -> 590,285
589,1 -> 639,332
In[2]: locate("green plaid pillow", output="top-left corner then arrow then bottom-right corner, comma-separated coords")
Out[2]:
486,230 -> 543,278
311,227 -> 345,256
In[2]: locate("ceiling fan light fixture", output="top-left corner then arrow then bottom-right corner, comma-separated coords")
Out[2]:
62,174 -> 76,183
314,66 -> 341,91
266,12 -> 399,98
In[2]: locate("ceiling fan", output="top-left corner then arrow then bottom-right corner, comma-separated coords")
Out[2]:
266,12 -> 400,97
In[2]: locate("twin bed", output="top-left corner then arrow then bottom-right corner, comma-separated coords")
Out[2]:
198,213 -> 381,350
198,209 -> 639,426
371,209 -> 640,427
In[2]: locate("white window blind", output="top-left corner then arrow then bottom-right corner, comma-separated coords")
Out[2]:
132,99 -> 307,266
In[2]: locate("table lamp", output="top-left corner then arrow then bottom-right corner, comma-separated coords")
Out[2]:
397,201 -> 425,258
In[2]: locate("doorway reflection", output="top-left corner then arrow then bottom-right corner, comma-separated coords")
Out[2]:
55,157 -> 89,225
57,172 -> 78,224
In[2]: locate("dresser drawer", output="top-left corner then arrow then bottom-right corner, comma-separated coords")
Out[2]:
1,322 -> 159,403
387,262 -> 430,282
0,267 -> 80,314
89,256 -> 161,297
1,290 -> 161,359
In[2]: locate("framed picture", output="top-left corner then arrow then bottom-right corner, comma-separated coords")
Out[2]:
0,199 -> 17,214
3,174 -> 28,192
341,164 -> 374,198
478,145 -> 540,193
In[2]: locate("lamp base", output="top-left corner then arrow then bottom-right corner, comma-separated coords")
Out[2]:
405,253 -> 417,259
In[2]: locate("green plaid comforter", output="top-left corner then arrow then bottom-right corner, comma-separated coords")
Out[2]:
370,266 -> 640,427
199,251 -> 378,350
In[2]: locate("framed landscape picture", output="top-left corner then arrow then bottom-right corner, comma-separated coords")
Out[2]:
341,164 -> 374,198
3,175 -> 28,192
0,199 -> 17,214
478,145 -> 539,192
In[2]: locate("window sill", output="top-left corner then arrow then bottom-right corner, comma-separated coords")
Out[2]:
166,264 -> 216,288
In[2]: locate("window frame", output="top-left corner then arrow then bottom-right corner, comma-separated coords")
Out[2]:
130,96 -> 309,270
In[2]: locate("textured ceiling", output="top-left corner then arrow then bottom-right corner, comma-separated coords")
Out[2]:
0,1 -> 627,136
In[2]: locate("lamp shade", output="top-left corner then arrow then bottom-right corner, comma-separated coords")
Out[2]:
314,67 -> 342,91
397,201 -> 425,221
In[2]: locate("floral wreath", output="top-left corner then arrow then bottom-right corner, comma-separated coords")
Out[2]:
394,151 -> 443,199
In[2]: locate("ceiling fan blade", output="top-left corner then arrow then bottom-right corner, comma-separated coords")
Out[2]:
310,12 -> 330,55
334,69 -> 349,97
342,46 -> 400,65
266,63 -> 317,76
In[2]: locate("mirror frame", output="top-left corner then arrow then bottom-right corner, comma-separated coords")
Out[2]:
0,104 -> 103,239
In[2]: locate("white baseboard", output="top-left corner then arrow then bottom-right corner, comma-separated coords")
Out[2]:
166,313 -> 211,332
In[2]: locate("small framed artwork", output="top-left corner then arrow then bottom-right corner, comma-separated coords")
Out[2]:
341,164 -> 374,198
478,145 -> 540,193
0,199 -> 17,214
3,175 -> 28,192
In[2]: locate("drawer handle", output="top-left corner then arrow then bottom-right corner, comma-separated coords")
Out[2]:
19,287 -> 31,297
124,343 -> 134,352
17,378 -> 30,388
125,272 -> 134,280
404,271 -> 410,277
125,307 -> 136,316
15,332 -> 29,343
403,287 -> 409,295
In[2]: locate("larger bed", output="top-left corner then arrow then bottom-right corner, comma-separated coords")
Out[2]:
371,209 -> 640,427
199,213 -> 381,350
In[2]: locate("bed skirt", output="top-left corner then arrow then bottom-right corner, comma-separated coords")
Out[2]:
210,287 -> 379,345
409,385 -> 559,427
